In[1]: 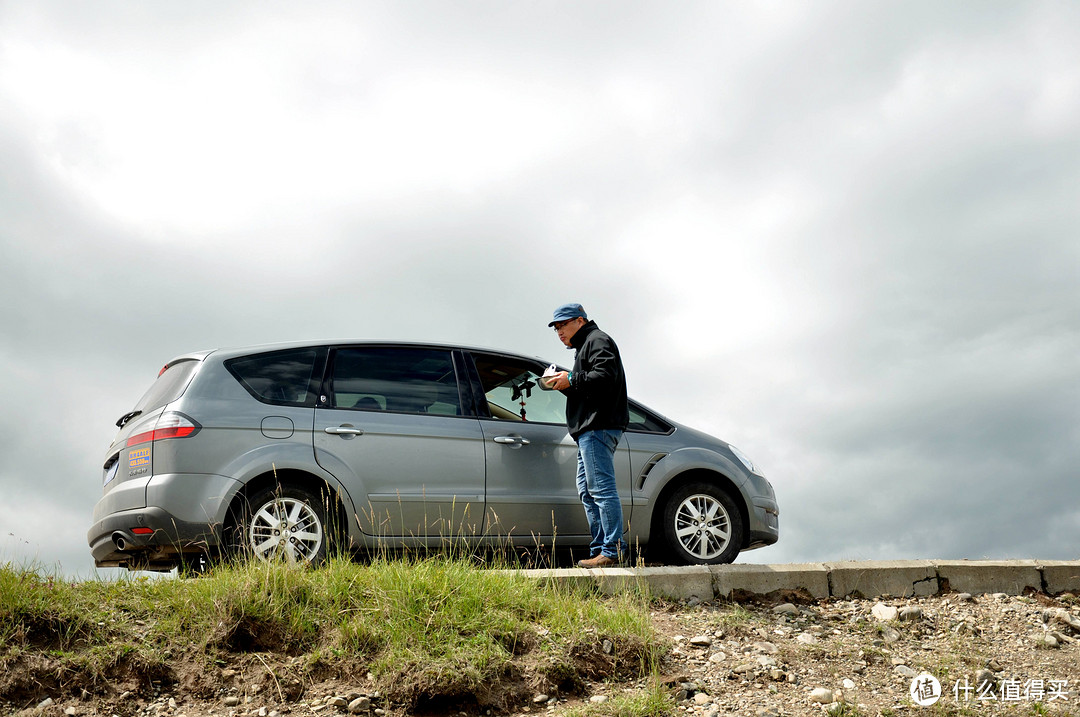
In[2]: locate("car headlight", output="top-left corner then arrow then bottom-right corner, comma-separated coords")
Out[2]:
729,445 -> 763,476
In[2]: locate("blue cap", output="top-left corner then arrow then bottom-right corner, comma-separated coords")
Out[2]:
548,303 -> 588,326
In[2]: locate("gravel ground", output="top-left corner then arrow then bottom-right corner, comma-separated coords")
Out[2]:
632,590 -> 1080,716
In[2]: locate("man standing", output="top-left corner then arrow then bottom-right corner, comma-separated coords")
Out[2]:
546,303 -> 629,568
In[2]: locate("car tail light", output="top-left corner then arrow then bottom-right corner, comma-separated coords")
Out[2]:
126,412 -> 201,447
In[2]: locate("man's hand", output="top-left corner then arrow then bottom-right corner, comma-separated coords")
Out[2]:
546,370 -> 571,390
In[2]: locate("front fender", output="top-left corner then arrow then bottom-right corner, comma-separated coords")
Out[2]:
643,446 -> 752,498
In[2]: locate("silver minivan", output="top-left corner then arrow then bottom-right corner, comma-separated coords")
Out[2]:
89,341 -> 779,571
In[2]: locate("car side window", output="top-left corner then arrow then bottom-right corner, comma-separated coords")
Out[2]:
627,402 -> 673,433
471,353 -> 567,424
330,347 -> 461,416
225,349 -> 318,406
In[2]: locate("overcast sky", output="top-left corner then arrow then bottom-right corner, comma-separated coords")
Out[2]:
1,1 -> 1077,578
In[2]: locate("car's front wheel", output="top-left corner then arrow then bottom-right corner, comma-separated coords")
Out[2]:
231,485 -> 329,566
662,482 -> 744,565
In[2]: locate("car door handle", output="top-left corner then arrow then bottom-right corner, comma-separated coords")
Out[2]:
325,426 -> 364,436
493,435 -> 530,446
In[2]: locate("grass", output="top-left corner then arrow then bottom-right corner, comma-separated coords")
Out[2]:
0,555 -> 668,713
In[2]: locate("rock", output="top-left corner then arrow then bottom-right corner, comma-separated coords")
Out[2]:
349,697 -> 371,713
222,669 -> 238,679
796,632 -> 818,645
589,695 -> 608,704
986,659 -> 1003,672
894,665 -> 918,679
602,639 -> 614,654
1052,609 -> 1080,632
708,651 -> 727,663
733,662 -> 757,674
693,692 -> 712,705
757,655 -> 778,668
223,696 -> 241,707
975,669 -> 996,689
772,603 -> 799,616
956,593 -> 974,602
65,709 -> 77,717
689,635 -> 713,647
532,694 -> 549,704
1035,633 -> 1060,649
879,626 -> 901,643
809,687 -> 835,704
752,641 -> 779,654
871,603 -> 899,622
842,679 -> 856,690
327,696 -> 349,708
257,708 -> 268,717
825,702 -> 848,716
899,606 -> 923,621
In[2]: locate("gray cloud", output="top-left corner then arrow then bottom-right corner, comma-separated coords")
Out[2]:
1,1 -> 1077,575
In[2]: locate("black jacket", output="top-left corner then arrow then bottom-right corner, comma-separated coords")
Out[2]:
563,321 -> 629,440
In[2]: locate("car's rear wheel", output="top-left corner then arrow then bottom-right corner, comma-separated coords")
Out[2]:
662,482 -> 744,565
231,484 -> 329,566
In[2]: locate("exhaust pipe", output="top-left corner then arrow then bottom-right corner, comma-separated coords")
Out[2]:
113,533 -> 128,551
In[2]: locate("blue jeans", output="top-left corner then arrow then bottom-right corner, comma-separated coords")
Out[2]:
575,429 -> 625,559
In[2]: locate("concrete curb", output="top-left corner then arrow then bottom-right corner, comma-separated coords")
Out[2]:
519,560 -> 1080,602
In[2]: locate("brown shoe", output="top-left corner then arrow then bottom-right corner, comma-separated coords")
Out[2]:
576,554 -> 619,568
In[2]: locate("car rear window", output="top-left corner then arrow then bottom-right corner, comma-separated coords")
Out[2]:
330,347 -> 461,415
132,359 -> 200,413
225,349 -> 319,406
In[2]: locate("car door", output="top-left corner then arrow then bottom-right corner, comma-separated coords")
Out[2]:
314,346 -> 487,540
467,351 -> 632,541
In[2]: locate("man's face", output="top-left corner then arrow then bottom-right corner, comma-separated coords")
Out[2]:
553,317 -> 585,347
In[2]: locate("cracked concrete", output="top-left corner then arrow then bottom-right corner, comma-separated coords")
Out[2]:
522,560 -> 1080,602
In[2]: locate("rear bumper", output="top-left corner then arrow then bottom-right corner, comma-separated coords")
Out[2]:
87,506 -> 220,571
88,471 -> 240,570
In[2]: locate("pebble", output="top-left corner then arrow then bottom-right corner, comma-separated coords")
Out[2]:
223,696 -> 241,707
842,679 -> 856,690
708,651 -> 727,663
796,632 -> 818,645
871,603 -> 898,621
894,665 -> 918,678
898,606 -> 923,621
1035,633 -> 1060,649
693,692 -> 712,705
65,709 -> 77,717
349,697 -> 372,713
532,694 -> 549,704
772,603 -> 799,616
690,634 -> 713,647
809,687 -> 835,704
879,626 -> 901,643
589,695 -> 608,704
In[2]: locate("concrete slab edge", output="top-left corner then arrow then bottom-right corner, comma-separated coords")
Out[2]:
513,560 -> 1080,602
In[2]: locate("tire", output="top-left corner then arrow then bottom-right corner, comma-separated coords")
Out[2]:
230,484 -> 330,566
662,482 -> 744,565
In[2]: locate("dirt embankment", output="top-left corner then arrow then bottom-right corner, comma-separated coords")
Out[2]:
3,590 -> 1079,717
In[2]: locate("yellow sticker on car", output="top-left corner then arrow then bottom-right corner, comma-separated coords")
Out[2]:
129,447 -> 151,469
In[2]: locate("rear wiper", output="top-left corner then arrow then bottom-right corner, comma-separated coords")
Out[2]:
116,410 -> 142,428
